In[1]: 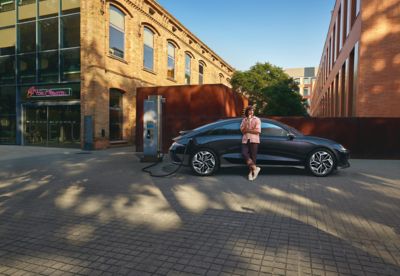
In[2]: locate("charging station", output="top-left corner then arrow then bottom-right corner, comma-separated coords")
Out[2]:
141,95 -> 165,162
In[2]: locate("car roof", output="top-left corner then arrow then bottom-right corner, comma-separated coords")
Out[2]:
193,117 -> 290,132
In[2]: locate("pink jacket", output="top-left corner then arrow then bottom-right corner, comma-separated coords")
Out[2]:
240,116 -> 261,144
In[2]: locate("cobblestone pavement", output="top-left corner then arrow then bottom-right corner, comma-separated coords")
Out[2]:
0,146 -> 399,276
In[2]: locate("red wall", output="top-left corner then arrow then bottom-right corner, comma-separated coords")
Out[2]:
136,84 -> 248,152
271,117 -> 400,159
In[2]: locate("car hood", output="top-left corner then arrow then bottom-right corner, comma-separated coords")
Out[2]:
300,135 -> 339,146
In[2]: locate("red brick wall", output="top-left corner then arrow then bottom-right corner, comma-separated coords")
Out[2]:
136,84 -> 248,152
358,0 -> 400,117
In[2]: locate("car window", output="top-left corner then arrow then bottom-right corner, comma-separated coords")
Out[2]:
207,122 -> 241,135
261,122 -> 288,137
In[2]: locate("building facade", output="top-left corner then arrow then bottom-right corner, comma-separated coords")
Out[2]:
0,0 -> 234,149
284,67 -> 317,112
311,0 -> 400,117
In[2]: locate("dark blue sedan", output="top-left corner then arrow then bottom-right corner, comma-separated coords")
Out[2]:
169,118 -> 350,177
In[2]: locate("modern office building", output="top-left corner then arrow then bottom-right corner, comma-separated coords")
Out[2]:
284,67 -> 317,112
0,0 -> 234,149
311,0 -> 400,117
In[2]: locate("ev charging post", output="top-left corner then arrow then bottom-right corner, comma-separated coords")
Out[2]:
141,95 -> 165,162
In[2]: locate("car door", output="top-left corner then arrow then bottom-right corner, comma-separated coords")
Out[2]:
201,122 -> 243,164
258,122 -> 305,165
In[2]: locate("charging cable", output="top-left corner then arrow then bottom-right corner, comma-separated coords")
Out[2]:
142,139 -> 192,177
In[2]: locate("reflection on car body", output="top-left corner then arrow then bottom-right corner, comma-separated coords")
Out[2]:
169,118 -> 350,177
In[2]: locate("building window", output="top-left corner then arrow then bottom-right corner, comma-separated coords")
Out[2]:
0,56 -> 15,84
62,14 -> 80,48
0,86 -> 16,144
185,53 -> 191,84
18,22 -> 36,53
0,27 -> 16,56
39,18 -> 59,51
39,50 -> 58,82
143,27 -> 154,71
18,53 -> 36,83
294,78 -> 300,85
109,5 -> 125,59
109,89 -> 123,141
199,62 -> 204,84
167,42 -> 175,79
303,87 -> 309,96
61,48 -> 80,81
303,78 -> 310,85
219,73 -> 224,83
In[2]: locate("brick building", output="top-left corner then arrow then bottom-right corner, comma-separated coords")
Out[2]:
0,0 -> 234,148
284,67 -> 318,113
311,0 -> 400,117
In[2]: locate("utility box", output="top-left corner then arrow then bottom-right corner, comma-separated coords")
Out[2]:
141,95 -> 164,162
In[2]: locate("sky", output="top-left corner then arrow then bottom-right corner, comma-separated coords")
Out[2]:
156,0 -> 336,71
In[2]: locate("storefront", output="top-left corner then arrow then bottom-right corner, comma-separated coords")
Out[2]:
21,84 -> 80,147
0,0 -> 80,146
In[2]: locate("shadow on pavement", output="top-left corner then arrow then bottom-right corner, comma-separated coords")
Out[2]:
0,147 -> 399,275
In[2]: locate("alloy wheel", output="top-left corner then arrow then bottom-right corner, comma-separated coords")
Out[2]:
191,150 -> 216,175
309,150 -> 334,176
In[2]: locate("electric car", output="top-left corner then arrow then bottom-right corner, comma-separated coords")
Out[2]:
169,118 -> 350,177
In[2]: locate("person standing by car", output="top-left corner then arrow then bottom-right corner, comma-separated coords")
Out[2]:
240,106 -> 261,180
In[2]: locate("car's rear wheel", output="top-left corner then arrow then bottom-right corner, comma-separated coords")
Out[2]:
190,149 -> 219,176
307,149 -> 336,177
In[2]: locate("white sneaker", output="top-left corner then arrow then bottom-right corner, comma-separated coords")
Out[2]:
253,167 -> 261,180
248,171 -> 254,181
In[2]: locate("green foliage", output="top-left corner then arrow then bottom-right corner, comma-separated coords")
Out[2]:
230,62 -> 308,116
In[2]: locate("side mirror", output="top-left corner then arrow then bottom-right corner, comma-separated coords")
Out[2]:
287,133 -> 295,140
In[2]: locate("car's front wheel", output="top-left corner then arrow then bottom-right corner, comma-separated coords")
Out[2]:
190,149 -> 219,176
307,149 -> 336,177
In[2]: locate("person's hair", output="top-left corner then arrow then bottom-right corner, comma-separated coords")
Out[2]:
244,106 -> 254,117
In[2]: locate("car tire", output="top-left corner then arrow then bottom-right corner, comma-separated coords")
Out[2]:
190,148 -> 219,176
307,148 -> 336,177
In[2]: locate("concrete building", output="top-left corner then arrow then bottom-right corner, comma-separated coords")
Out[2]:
284,67 -> 317,112
0,0 -> 234,149
311,0 -> 400,117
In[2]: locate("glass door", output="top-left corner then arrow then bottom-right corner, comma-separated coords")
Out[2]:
25,106 -> 47,145
24,105 -> 80,147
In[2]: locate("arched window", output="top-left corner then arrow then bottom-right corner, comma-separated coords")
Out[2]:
199,61 -> 205,84
185,53 -> 191,84
167,42 -> 175,79
219,73 -> 224,83
109,5 -> 125,58
143,27 -> 154,71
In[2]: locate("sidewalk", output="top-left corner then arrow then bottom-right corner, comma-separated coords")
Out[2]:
0,146 -> 399,275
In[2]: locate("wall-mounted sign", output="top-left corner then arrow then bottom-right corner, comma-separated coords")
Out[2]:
27,86 -> 72,98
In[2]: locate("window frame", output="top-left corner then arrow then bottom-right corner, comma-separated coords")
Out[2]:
143,26 -> 155,71
167,41 -> 175,80
109,5 -> 125,59
198,61 -> 205,84
184,53 -> 191,84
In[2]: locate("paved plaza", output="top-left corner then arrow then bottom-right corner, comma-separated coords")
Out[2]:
0,146 -> 399,275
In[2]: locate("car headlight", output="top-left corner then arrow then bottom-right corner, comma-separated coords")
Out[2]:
337,144 -> 347,151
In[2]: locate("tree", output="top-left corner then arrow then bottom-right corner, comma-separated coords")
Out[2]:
230,62 -> 308,116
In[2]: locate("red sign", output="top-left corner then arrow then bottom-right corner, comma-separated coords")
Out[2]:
27,86 -> 72,98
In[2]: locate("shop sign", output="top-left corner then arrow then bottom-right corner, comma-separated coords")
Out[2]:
27,86 -> 72,98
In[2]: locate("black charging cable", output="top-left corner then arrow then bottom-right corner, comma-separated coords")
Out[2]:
142,139 -> 192,177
